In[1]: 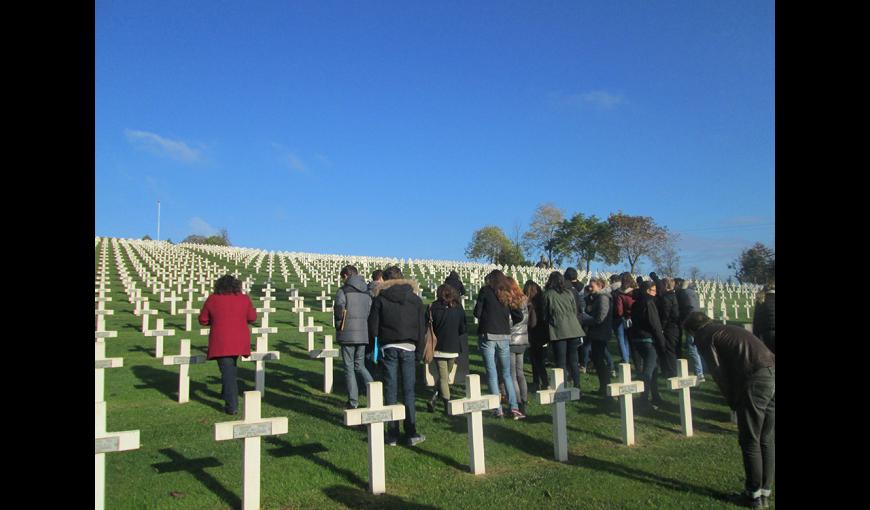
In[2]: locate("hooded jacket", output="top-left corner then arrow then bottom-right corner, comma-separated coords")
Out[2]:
543,288 -> 585,341
582,290 -> 613,343
473,285 -> 523,337
334,274 -> 373,344
368,279 -> 426,357
613,287 -> 637,326
657,289 -> 680,335
676,286 -> 701,323
444,274 -> 466,296
693,322 -> 775,409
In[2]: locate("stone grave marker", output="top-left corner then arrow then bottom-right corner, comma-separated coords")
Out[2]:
667,358 -> 698,437
606,363 -> 646,446
308,334 -> 339,393
344,381 -> 406,495
144,318 -> 175,358
214,391 -> 288,510
162,338 -> 207,403
95,342 -> 123,402
95,401 -> 140,510
536,368 -> 581,462
446,374 -> 500,474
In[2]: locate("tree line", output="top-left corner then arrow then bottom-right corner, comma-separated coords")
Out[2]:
466,203 -> 774,284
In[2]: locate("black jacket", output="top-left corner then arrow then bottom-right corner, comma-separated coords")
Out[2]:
527,295 -> 549,346
657,290 -> 680,335
693,323 -> 775,409
428,300 -> 467,354
752,292 -> 775,353
368,279 -> 426,358
473,285 -> 522,337
444,275 -> 466,296
676,287 -> 701,323
629,293 -> 667,352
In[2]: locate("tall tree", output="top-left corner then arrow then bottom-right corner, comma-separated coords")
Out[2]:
522,203 -> 565,266
466,226 -> 513,264
728,243 -> 775,284
689,266 -> 701,282
651,234 -> 681,277
553,213 -> 619,273
607,212 -> 670,274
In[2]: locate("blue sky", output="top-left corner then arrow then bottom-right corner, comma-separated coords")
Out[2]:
95,0 -> 774,279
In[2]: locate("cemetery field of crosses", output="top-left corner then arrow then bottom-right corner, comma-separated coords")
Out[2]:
95,237 -> 767,509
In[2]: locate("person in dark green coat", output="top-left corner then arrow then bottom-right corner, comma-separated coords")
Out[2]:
542,271 -> 585,389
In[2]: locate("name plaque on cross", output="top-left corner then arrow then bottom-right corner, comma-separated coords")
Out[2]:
361,409 -> 394,424
463,399 -> 492,413
619,384 -> 639,395
94,436 -> 120,454
233,422 -> 274,439
95,359 -> 120,369
553,391 -> 574,403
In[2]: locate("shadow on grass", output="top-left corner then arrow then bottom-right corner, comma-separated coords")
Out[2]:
264,437 -> 367,488
131,365 -> 223,411
322,485 -> 441,510
574,455 -> 732,503
486,423 -> 553,459
150,448 -> 241,509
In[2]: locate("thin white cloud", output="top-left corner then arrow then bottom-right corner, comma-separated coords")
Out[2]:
188,217 -> 219,236
125,129 -> 201,163
271,142 -> 307,172
549,90 -> 626,111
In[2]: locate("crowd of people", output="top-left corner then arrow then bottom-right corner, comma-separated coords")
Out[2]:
196,265 -> 775,508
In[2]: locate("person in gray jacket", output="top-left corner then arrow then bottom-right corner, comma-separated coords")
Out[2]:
334,265 -> 374,409
676,279 -> 705,382
581,277 -> 614,396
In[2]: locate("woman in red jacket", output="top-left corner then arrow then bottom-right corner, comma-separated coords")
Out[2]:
198,275 -> 257,414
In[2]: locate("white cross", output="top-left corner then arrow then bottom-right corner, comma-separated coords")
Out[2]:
300,316 -> 323,351
144,318 -> 175,358
214,391 -> 288,510
95,401 -> 140,510
162,339 -> 207,403
94,308 -> 114,333
242,329 -> 280,394
308,334 -> 339,393
344,381 -> 406,495
536,368 -> 581,462
179,301 -> 199,332
162,290 -> 182,315
606,363 -> 646,446
667,358 -> 698,437
315,290 -> 332,313
447,374 -> 500,474
137,299 -> 158,332
95,342 -> 123,402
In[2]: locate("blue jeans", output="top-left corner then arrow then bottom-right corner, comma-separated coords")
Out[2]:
341,344 -> 373,408
684,334 -> 705,376
551,338 -> 582,388
479,336 -> 519,411
614,320 -> 631,363
381,347 -> 418,437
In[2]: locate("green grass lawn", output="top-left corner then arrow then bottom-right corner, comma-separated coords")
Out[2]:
97,245 -> 772,509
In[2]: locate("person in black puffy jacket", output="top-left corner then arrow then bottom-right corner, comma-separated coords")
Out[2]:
657,278 -> 681,378
630,281 -> 666,410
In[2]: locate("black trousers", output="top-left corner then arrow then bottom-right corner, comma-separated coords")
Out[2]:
737,367 -> 775,497
590,341 -> 611,392
529,342 -> 550,389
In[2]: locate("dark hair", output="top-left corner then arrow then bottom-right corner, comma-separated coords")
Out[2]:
214,274 -> 242,295
609,274 -> 621,284
682,311 -> 712,335
448,270 -> 460,279
545,271 -> 567,293
621,273 -> 636,290
674,278 -> 685,289
371,269 -> 384,281
636,276 -> 644,287
485,270 -> 513,305
340,265 -> 358,278
564,267 -> 578,282
523,280 -> 542,303
437,284 -> 460,307
641,280 -> 656,293
383,266 -> 403,280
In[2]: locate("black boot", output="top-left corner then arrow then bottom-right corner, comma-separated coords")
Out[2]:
441,397 -> 450,416
427,389 -> 439,412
